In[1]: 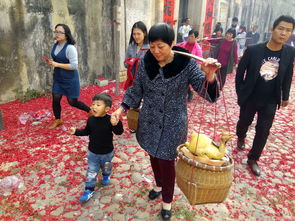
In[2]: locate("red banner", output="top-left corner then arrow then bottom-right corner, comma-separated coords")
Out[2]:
202,0 -> 215,51
163,0 -> 175,26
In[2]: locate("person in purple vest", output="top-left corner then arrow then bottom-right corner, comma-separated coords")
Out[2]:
46,24 -> 91,129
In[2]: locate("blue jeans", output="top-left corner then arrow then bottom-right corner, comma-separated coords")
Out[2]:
85,150 -> 114,189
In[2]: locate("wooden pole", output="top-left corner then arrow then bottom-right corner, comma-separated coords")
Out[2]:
198,37 -> 252,41
172,50 -> 221,67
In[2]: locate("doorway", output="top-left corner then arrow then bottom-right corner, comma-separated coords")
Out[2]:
177,0 -> 189,42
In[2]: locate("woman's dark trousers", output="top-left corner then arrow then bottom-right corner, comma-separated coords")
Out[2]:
52,93 -> 90,119
149,155 -> 175,203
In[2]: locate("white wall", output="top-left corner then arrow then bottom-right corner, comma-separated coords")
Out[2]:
119,0 -> 164,71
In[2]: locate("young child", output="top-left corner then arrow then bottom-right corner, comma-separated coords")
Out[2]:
69,93 -> 124,202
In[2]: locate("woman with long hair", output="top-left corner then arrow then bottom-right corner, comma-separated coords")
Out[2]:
124,21 -> 149,133
46,24 -> 90,129
124,21 -> 149,90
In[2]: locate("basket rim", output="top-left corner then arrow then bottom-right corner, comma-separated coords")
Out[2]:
177,145 -> 234,172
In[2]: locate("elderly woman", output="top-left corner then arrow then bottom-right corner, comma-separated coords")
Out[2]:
113,23 -> 220,220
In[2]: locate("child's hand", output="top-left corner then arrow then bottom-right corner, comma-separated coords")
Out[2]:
68,127 -> 76,134
110,114 -> 119,126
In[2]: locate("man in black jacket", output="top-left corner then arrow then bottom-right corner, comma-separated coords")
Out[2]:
235,15 -> 295,176
245,25 -> 260,46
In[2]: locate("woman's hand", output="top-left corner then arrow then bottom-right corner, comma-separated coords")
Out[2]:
111,107 -> 124,122
110,114 -> 119,126
47,60 -> 73,70
48,60 -> 59,68
68,127 -> 76,134
200,58 -> 221,82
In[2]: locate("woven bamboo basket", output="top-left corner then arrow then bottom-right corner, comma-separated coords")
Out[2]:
176,145 -> 234,205
127,108 -> 140,131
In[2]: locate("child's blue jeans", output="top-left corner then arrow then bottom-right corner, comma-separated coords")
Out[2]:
85,150 -> 114,189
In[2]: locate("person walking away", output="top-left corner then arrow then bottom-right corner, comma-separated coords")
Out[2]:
237,26 -> 247,57
46,24 -> 91,129
178,18 -> 192,42
245,25 -> 260,47
235,15 -> 295,177
69,93 -> 124,202
229,17 -> 239,37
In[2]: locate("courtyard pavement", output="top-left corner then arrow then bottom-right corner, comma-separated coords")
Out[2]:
0,73 -> 294,220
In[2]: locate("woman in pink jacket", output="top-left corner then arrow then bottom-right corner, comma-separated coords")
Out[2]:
177,29 -> 203,101
177,29 -> 202,61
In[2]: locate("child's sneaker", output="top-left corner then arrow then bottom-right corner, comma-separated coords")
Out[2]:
101,175 -> 110,185
79,190 -> 94,202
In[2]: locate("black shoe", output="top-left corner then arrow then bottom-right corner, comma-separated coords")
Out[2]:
247,159 -> 261,176
148,189 -> 161,200
161,209 -> 172,220
237,138 -> 245,150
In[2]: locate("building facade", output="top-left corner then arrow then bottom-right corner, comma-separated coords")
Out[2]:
0,0 -> 294,102
0,0 -> 165,103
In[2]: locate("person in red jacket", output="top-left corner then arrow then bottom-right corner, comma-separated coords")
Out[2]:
124,21 -> 149,90
177,29 -> 203,60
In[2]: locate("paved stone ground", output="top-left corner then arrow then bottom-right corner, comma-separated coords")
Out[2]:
0,74 -> 294,221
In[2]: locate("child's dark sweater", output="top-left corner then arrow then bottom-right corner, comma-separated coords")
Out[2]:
74,115 -> 124,154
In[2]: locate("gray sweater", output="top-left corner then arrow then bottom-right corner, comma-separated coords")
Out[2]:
124,42 -> 149,68
54,42 -> 78,70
